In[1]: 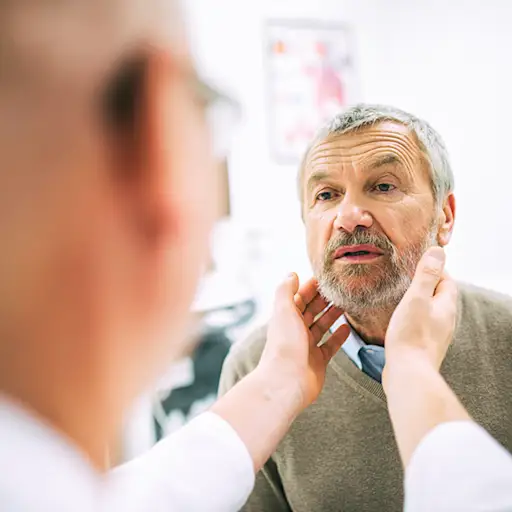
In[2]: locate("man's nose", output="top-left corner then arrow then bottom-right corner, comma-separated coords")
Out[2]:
333,196 -> 373,233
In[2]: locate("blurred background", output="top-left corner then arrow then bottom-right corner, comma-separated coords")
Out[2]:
119,0 -> 512,463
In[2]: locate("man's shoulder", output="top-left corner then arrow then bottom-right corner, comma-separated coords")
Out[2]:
456,282 -> 512,340
222,324 -> 268,376
458,281 -> 512,316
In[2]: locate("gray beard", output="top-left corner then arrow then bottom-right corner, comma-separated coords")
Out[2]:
316,223 -> 439,319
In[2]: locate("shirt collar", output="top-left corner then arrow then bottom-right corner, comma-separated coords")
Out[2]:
331,315 -> 366,370
0,396 -> 102,511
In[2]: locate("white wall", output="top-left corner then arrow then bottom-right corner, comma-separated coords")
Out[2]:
184,0 -> 512,319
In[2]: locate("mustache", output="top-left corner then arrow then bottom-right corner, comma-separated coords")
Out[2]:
325,229 -> 394,257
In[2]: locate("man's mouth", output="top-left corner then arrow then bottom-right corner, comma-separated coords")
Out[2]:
333,244 -> 385,262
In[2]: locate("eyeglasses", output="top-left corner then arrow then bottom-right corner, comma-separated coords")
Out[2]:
187,71 -> 241,159
104,54 -> 240,160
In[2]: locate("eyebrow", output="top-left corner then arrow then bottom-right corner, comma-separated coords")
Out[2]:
306,170 -> 332,194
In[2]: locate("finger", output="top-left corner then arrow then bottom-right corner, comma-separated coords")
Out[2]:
311,305 -> 344,342
294,293 -> 306,313
433,274 -> 458,314
303,294 -> 330,327
320,324 -> 350,361
295,277 -> 320,310
274,273 -> 300,310
408,246 -> 446,298
434,273 -> 456,297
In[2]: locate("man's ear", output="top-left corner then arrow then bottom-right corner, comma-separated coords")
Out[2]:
103,50 -> 178,246
438,193 -> 456,246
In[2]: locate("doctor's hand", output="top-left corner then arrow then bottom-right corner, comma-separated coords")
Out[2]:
211,275 -> 349,473
383,247 -> 458,383
259,273 -> 350,408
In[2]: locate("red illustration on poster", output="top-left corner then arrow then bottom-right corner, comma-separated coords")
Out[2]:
266,21 -> 358,162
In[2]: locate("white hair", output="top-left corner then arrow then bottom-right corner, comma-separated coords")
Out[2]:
299,103 -> 454,207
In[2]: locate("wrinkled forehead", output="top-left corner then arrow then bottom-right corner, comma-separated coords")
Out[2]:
302,121 -> 428,185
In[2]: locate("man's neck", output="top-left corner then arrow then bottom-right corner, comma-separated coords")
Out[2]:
345,307 -> 394,345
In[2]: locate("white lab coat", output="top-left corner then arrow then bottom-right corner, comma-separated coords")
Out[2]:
0,398 -> 254,511
405,421 -> 512,511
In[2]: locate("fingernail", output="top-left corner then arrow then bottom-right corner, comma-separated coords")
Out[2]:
425,247 -> 445,270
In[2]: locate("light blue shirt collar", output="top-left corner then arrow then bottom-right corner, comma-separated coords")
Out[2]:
331,315 -> 366,370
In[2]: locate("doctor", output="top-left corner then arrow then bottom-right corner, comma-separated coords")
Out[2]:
0,1 -> 348,510
0,1 -> 510,512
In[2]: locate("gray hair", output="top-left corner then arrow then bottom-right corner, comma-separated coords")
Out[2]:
298,103 -> 454,207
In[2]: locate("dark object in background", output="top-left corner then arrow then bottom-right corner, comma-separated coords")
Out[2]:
152,298 -> 256,441
153,329 -> 231,441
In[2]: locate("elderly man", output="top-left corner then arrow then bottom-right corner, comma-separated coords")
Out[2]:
219,104 -> 512,511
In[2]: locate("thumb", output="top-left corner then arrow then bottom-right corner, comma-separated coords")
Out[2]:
433,273 -> 458,315
409,247 -> 446,298
274,272 -> 300,306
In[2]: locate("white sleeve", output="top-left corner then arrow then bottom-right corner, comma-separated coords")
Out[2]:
106,412 -> 255,512
405,421 -> 512,512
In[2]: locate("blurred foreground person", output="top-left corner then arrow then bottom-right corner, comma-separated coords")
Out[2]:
0,1 -> 349,510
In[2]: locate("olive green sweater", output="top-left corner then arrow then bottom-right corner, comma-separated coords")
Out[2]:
219,283 -> 512,512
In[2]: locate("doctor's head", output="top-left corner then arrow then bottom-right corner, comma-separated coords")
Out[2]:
0,0 -> 228,428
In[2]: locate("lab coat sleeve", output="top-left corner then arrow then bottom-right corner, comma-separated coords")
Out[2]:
404,421 -> 512,512
107,412 -> 255,512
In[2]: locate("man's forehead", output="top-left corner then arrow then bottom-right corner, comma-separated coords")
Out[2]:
304,121 -> 422,175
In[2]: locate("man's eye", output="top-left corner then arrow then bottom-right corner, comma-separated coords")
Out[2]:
374,183 -> 396,193
316,190 -> 336,201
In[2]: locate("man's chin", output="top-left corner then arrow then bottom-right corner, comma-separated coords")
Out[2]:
319,278 -> 374,306
318,272 -> 409,315
329,272 -> 383,291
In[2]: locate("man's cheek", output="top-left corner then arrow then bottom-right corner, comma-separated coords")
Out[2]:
306,231 -> 325,254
